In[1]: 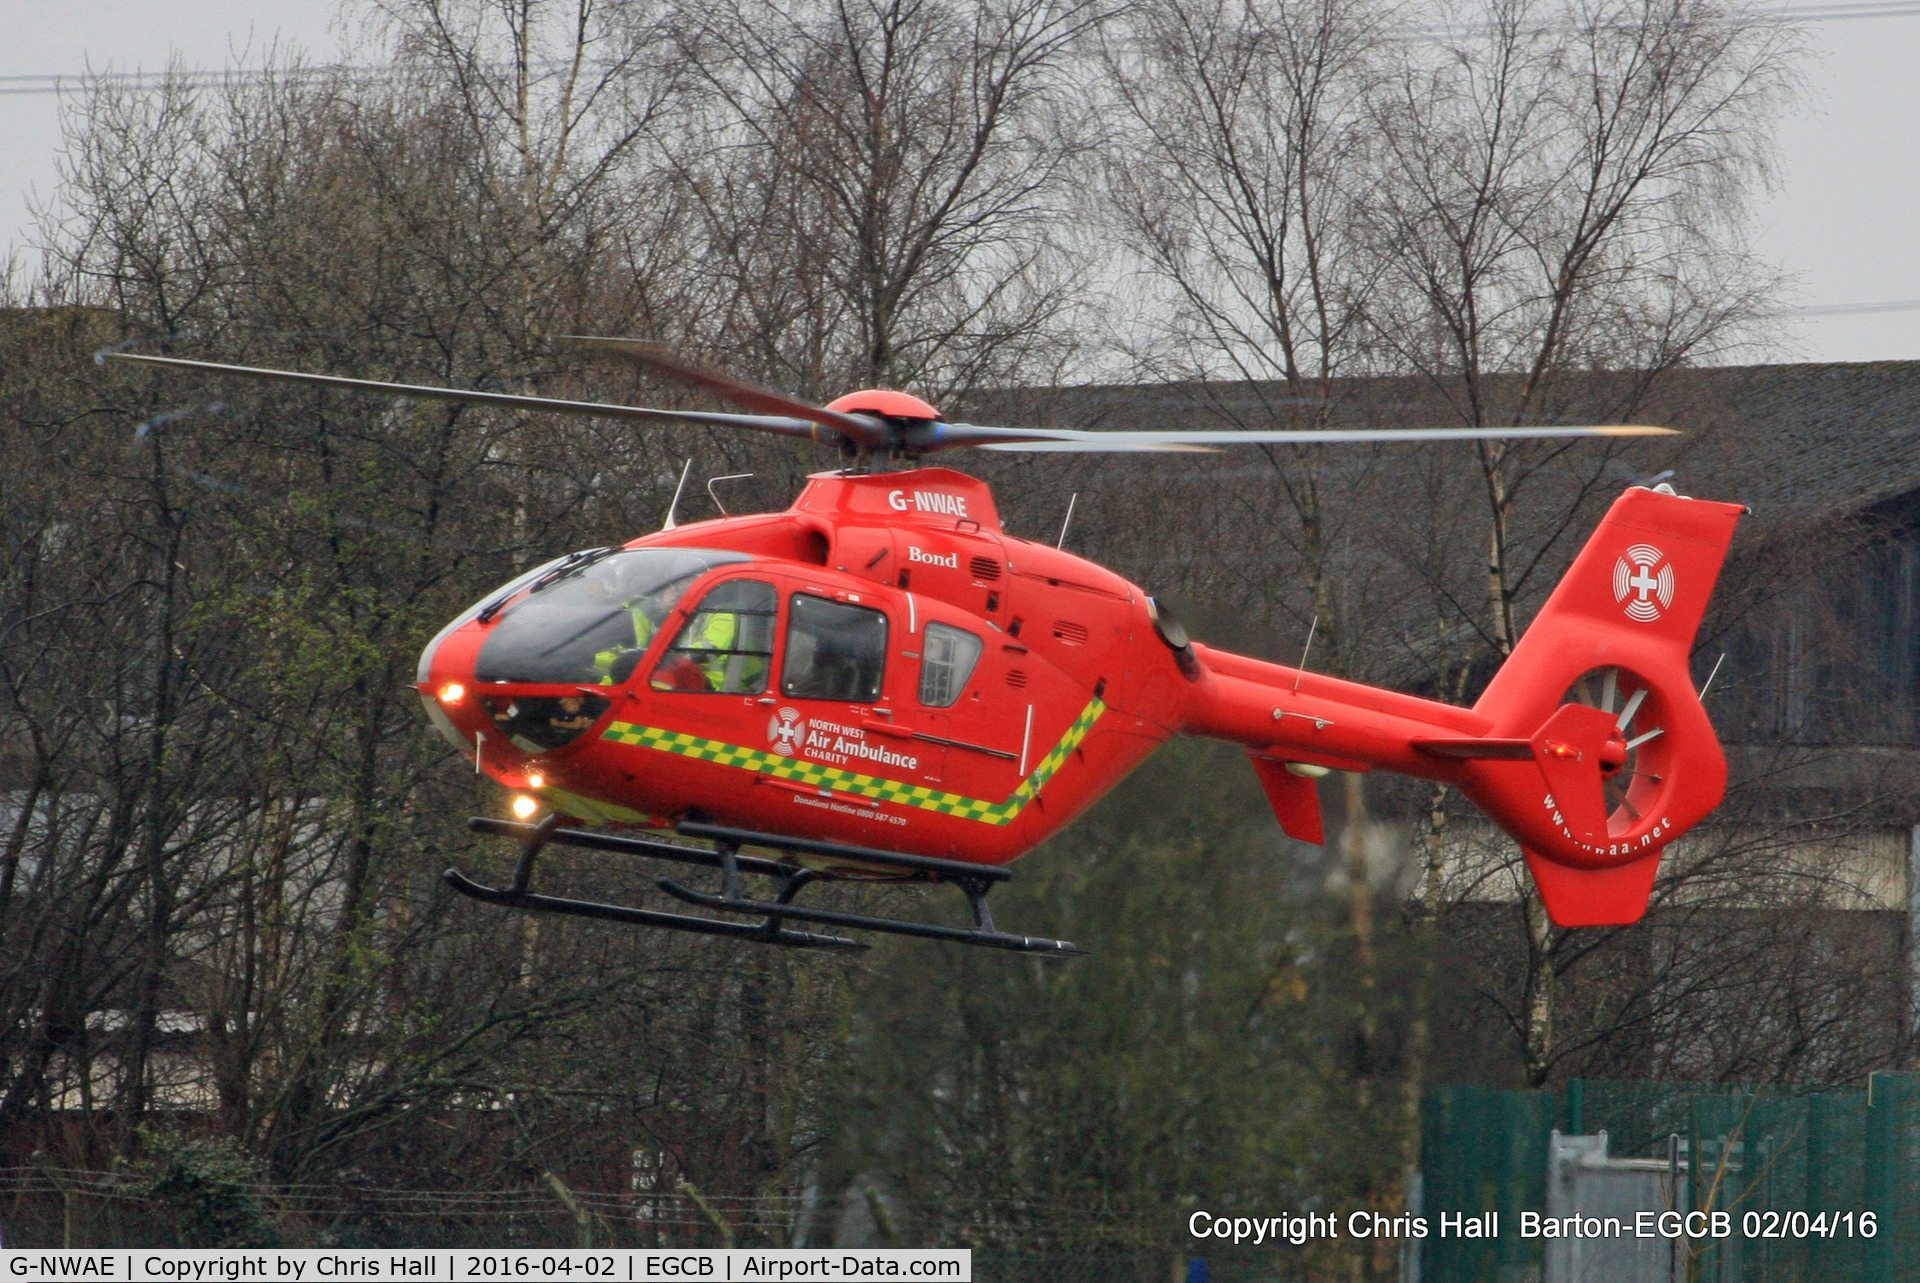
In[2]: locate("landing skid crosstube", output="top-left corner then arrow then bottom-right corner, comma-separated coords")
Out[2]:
447,816 -> 1086,956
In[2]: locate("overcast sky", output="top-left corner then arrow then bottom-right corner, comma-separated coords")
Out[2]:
4,0 -> 1917,365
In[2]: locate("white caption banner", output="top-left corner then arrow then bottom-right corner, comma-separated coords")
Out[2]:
2,1252 -> 970,1282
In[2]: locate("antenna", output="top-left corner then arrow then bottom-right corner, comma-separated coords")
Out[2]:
707,473 -> 754,517
662,459 -> 693,530
1698,652 -> 1727,699
1056,492 -> 1079,550
1292,616 -> 1318,693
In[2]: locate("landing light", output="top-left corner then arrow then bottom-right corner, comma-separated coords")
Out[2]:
438,682 -> 466,704
527,774 -> 545,789
511,795 -> 540,820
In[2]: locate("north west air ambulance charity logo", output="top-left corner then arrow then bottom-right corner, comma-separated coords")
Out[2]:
1613,543 -> 1675,622
768,707 -> 807,757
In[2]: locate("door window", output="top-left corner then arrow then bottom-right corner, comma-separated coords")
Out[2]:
918,622 -> 983,708
649,579 -> 778,694
783,594 -> 888,701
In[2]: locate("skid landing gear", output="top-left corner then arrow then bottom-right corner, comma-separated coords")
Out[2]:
446,817 -> 1086,956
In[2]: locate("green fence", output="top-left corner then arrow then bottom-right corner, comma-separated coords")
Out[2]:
1422,1073 -> 1920,1282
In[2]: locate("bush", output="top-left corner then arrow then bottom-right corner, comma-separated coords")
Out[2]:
136,1130 -> 280,1248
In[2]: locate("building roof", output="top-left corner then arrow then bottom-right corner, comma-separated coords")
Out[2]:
1655,363 -> 1920,525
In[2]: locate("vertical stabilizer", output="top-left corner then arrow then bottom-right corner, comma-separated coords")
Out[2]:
1456,486 -> 1745,926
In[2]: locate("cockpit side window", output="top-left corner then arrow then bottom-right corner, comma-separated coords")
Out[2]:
782,594 -> 888,702
918,622 -> 983,708
650,579 -> 779,694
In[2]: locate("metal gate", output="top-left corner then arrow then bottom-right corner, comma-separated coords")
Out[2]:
1419,1074 -> 1920,1282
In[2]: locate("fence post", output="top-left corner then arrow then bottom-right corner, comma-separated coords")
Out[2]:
1864,1072 -> 1898,1281
543,1172 -> 593,1249
28,1152 -> 75,1249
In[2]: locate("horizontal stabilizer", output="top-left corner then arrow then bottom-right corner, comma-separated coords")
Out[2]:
1411,737 -> 1535,761
1248,753 -> 1325,845
1524,847 -> 1662,927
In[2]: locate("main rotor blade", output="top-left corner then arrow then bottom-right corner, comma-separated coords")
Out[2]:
100,353 -> 838,443
559,336 -> 887,449
967,423 -> 1678,451
896,420 -> 1216,453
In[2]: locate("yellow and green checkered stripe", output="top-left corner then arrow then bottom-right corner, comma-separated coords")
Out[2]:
601,698 -> 1106,826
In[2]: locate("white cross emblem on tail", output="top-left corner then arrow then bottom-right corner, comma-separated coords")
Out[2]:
1612,543 -> 1675,622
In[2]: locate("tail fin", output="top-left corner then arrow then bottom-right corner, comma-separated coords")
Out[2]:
1458,486 -> 1745,927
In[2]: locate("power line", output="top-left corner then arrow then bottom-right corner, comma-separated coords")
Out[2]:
1,0 -> 1916,97
1770,0 -> 1920,15
1392,0 -> 1920,38
1781,299 -> 1920,317
0,66 -> 395,98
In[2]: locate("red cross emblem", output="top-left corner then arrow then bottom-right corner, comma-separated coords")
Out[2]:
1612,543 -> 1675,622
768,707 -> 807,757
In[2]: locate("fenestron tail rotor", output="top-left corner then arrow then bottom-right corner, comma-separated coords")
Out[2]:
102,342 -> 1680,460
1565,666 -> 1668,824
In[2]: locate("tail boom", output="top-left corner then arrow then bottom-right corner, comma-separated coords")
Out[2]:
1181,486 -> 1744,928
1184,649 -> 1496,781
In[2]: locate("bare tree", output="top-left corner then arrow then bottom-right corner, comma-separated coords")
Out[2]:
373,0 -> 698,349
1338,0 -> 1799,1090
12,44 -> 857,1196
671,0 -> 1108,402
1101,0 -> 1395,668
1363,0 -> 1797,652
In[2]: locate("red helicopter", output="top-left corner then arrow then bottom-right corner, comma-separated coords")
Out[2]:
106,341 -> 1741,954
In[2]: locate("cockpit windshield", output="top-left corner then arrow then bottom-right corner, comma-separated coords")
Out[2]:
473,548 -> 752,685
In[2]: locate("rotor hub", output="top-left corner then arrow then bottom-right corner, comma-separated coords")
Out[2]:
825,389 -> 941,420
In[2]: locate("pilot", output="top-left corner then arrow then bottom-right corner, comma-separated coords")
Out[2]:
590,604 -> 657,685
590,577 -> 694,684
649,606 -> 766,693
685,609 -> 748,691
